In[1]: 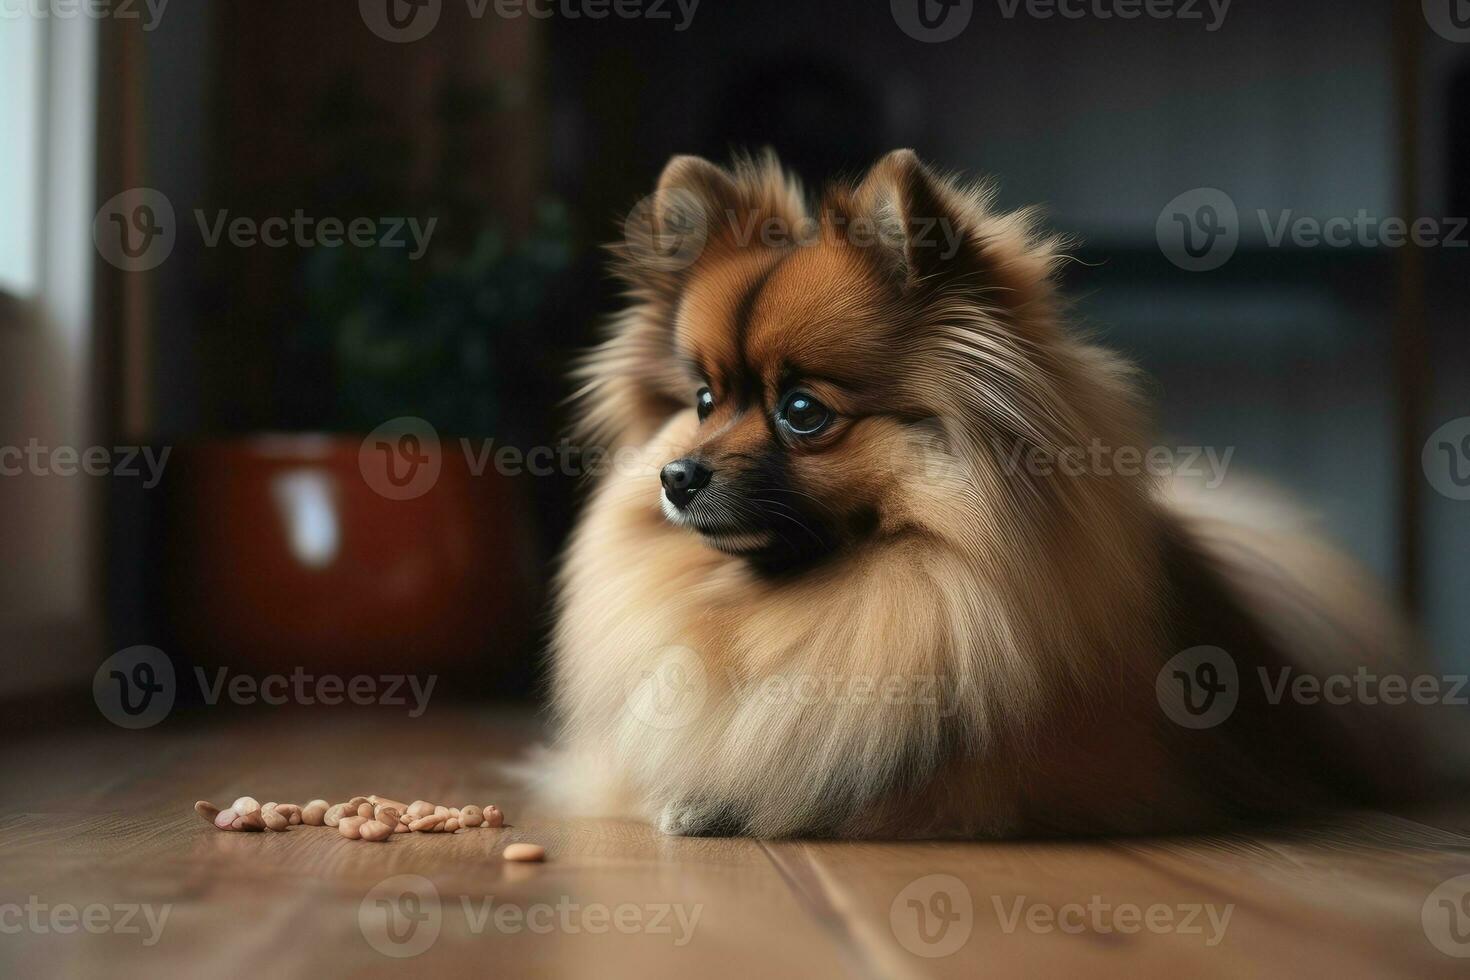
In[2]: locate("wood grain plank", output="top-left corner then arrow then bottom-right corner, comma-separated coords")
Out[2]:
768,822 -> 1470,980
0,711 -> 852,979
5,711 -> 1469,977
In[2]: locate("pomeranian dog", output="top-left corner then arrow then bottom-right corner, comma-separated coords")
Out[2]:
537,149 -> 1422,838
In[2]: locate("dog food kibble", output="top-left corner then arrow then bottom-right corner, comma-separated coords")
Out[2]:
193,795 -> 511,843
503,843 -> 545,862
215,808 -> 264,832
359,820 -> 393,842
337,816 -> 368,840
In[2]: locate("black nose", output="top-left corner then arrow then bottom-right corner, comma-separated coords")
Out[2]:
661,458 -> 713,509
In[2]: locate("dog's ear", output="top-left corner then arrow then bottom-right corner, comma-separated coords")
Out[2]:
581,153 -> 806,447
848,149 -> 969,290
847,149 -> 1067,327
649,155 -> 742,244
632,156 -> 740,280
613,152 -> 807,300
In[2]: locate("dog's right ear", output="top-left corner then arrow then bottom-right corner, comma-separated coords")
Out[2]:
580,153 -> 806,448
612,152 -> 806,301
650,155 -> 742,247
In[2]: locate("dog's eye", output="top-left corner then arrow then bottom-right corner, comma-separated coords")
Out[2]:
778,391 -> 831,435
696,387 -> 715,422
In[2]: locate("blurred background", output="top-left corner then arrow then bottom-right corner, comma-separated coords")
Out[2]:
1,0 -> 1466,718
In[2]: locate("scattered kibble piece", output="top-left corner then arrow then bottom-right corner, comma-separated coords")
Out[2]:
193,795 -> 510,841
233,810 -> 265,832
503,843 -> 545,862
359,820 -> 393,842
338,816 -> 368,840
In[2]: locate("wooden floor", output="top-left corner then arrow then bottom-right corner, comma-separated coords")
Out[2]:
2,707 -> 1469,979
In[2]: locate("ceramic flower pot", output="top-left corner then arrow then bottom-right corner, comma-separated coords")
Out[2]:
163,433 -> 536,679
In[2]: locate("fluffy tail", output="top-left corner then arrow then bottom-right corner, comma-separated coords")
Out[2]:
1161,473 -> 1452,807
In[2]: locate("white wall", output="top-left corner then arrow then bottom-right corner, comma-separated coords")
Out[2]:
0,15 -> 43,296
0,12 -> 100,695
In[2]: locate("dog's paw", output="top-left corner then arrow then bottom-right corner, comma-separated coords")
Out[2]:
656,799 -> 746,837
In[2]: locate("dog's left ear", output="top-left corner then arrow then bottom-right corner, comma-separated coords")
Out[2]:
615,152 -> 808,301
849,149 -> 969,290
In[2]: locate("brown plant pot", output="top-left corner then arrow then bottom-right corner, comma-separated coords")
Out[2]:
164,434 -> 536,679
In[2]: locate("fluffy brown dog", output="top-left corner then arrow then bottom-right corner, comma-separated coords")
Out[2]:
537,149 -> 1420,838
